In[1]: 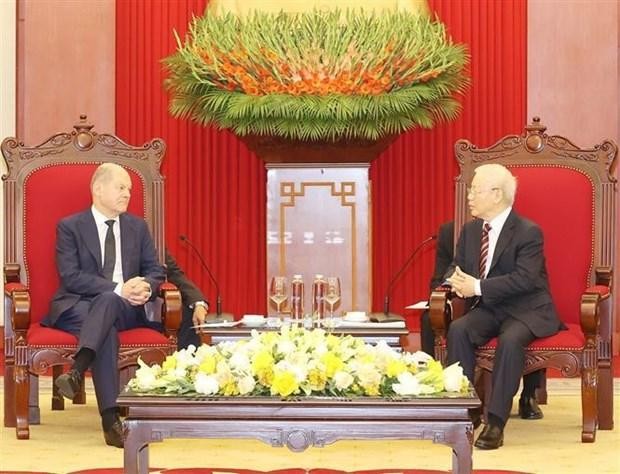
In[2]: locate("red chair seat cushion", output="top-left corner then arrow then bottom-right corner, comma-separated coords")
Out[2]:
26,323 -> 170,347
479,323 -> 585,351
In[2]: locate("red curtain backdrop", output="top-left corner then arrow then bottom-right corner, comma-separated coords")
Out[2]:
115,0 -> 526,325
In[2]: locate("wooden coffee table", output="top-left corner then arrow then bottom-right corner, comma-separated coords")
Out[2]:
199,325 -> 410,349
118,391 -> 480,474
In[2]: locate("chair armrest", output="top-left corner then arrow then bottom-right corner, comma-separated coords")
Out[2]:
4,281 -> 31,333
159,282 -> 182,334
581,267 -> 614,342
428,287 -> 453,339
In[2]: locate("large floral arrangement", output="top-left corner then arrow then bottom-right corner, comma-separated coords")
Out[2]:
164,9 -> 468,141
128,327 -> 468,398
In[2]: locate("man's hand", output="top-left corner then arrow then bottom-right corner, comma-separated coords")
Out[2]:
446,266 -> 477,298
121,276 -> 152,306
193,304 -> 208,329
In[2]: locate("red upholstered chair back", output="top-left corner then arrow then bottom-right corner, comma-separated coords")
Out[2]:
509,166 -> 593,325
23,165 -> 145,324
453,118 -> 616,327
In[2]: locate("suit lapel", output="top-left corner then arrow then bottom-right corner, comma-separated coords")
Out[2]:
489,210 -> 517,274
78,210 -> 103,271
120,213 -> 137,280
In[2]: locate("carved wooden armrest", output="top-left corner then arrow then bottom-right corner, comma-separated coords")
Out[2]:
159,282 -> 182,334
581,267 -> 614,341
429,286 -> 454,339
4,281 -> 31,333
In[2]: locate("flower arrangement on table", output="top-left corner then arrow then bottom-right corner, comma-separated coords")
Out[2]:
164,9 -> 468,141
128,327 -> 468,398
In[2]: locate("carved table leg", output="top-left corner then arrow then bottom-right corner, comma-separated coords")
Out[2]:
124,420 -> 151,474
449,423 -> 474,474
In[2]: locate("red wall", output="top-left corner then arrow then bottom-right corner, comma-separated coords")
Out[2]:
115,0 -> 527,323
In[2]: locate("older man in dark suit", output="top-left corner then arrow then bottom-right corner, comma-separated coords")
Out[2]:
446,163 -> 562,450
44,163 -> 165,448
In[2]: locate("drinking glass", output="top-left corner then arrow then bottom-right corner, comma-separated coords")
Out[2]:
269,276 -> 288,322
323,276 -> 341,325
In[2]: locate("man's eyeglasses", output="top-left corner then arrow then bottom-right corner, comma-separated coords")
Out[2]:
467,186 -> 500,196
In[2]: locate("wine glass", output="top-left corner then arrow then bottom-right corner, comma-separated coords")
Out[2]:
323,276 -> 341,325
269,276 -> 288,323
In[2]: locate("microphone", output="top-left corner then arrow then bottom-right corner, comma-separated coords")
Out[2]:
370,234 -> 437,322
179,235 -> 233,321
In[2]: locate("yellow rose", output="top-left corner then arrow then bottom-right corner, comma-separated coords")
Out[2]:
222,381 -> 239,396
307,368 -> 327,391
386,359 -> 407,378
162,354 -> 177,371
271,370 -> 299,397
198,355 -> 217,374
252,350 -> 274,374
321,352 -> 344,378
257,368 -> 274,386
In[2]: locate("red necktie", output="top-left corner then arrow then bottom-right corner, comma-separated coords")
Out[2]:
479,222 -> 491,278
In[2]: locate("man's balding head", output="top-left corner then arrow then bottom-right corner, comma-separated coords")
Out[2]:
467,164 -> 517,221
91,163 -> 132,218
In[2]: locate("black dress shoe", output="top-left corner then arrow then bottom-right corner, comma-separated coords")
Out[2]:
54,369 -> 82,400
519,396 -> 543,419
103,418 -> 124,448
474,424 -> 504,450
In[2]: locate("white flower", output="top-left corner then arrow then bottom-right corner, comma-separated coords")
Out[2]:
443,362 -> 466,392
228,352 -> 251,372
403,350 -> 434,369
237,374 -> 256,395
356,362 -> 382,387
392,371 -> 421,396
133,360 -> 160,391
194,372 -> 219,395
334,370 -> 354,390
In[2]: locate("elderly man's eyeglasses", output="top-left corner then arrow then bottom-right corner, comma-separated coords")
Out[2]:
467,186 -> 500,196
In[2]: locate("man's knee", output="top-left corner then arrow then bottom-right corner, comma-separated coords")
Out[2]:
447,317 -> 468,341
90,291 -> 126,318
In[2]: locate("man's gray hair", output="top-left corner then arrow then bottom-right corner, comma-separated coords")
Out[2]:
474,163 -> 517,205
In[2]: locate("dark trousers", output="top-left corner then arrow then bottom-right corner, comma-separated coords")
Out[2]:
420,309 -> 435,357
446,306 -> 537,423
176,305 -> 201,350
53,292 -> 145,413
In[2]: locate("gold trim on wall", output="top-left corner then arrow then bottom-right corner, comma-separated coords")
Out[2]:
279,181 -> 358,307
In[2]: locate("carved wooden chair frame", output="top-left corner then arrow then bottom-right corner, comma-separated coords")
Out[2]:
430,117 -> 616,442
2,116 -> 181,439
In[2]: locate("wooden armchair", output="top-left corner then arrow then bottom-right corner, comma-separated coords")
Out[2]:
430,117 -> 616,442
2,116 -> 182,439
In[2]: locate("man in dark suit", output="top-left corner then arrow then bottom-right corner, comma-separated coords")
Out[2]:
445,164 -> 561,450
44,163 -> 165,448
421,220 -> 545,420
165,251 -> 209,350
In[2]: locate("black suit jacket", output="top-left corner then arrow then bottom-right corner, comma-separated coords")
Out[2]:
47,209 -> 164,325
446,210 -> 561,338
165,251 -> 207,307
430,221 -> 455,290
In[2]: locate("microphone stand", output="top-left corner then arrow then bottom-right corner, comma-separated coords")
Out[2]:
369,234 -> 437,323
179,235 -> 234,322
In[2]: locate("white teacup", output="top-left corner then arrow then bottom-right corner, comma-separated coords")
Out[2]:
242,314 -> 266,327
